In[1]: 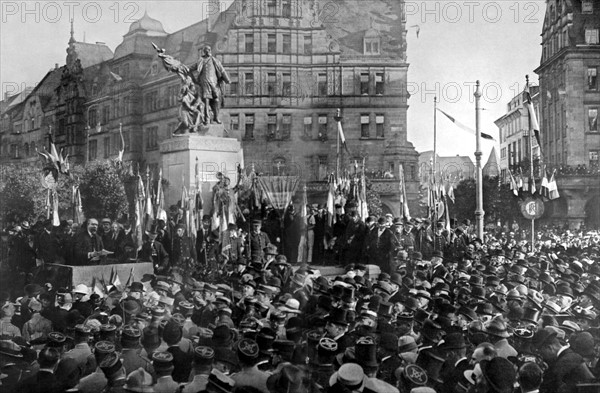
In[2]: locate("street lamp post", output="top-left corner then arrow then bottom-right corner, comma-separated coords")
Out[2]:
474,81 -> 485,239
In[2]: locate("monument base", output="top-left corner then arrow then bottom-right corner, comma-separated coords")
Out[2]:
160,125 -> 243,210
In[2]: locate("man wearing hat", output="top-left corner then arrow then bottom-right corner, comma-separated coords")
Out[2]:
152,351 -> 179,393
62,324 -> 97,377
532,327 -> 594,393
484,316 -> 517,359
182,346 -> 214,393
309,337 -> 338,388
324,308 -> 351,353
231,338 -> 270,392
35,219 -> 60,264
220,223 -> 243,266
14,347 -> 61,393
248,219 -> 271,263
438,332 -> 469,392
341,208 -> 367,265
171,224 -> 194,273
140,227 -> 170,274
120,325 -> 155,377
365,217 -> 397,273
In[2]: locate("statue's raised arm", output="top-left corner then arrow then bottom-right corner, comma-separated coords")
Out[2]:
152,42 -> 190,82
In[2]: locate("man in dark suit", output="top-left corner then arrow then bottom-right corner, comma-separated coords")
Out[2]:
74,218 -> 105,265
171,224 -> 194,272
365,217 -> 397,273
534,328 -> 594,393
14,347 -> 61,393
35,219 -> 60,264
101,220 -> 124,258
139,229 -> 170,274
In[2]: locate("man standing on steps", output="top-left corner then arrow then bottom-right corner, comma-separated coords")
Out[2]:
195,45 -> 230,125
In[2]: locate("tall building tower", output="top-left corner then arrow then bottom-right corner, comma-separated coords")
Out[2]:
534,0 -> 600,227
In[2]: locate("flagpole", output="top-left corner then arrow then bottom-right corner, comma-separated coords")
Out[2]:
334,109 -> 342,180
433,96 -> 437,183
527,75 -> 536,250
474,81 -> 485,239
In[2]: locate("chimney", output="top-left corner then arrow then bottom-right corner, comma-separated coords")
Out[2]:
55,63 -> 59,69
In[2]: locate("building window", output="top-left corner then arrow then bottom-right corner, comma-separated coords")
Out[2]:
361,114 -> 370,138
588,108 -> 598,132
122,63 -> 129,78
375,72 -> 384,95
167,85 -> 179,106
229,72 -> 239,96
267,0 -> 276,16
89,109 -> 97,128
245,114 -> 254,139
364,37 -> 380,55
89,139 -> 97,161
102,105 -> 110,124
151,63 -> 158,75
282,34 -> 291,54
282,73 -> 291,96
281,114 -> 291,140
318,115 -> 327,140
267,73 -> 277,96
267,34 -> 276,53
582,0 -> 593,13
23,143 -> 29,156
245,33 -> 254,52
376,114 -> 384,137
230,114 -> 239,131
146,91 -> 159,112
267,114 -> 277,139
303,116 -> 312,138
585,29 -> 599,45
318,73 -> 327,96
123,130 -> 130,152
146,126 -> 158,150
103,137 -> 110,158
91,85 -> 98,96
318,155 -> 328,180
304,35 -> 312,54
588,67 -> 598,90
360,73 -> 369,95
245,72 -> 254,95
590,150 -> 599,167
282,0 -> 291,17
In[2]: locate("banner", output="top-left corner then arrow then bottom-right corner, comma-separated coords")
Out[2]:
257,176 -> 300,210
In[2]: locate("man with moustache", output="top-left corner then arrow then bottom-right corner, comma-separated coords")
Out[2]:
74,218 -> 105,265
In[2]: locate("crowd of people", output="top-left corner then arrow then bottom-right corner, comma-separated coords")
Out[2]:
1,202 -> 600,393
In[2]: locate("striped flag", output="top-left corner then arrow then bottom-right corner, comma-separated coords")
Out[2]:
508,171 -> 519,196
547,171 -> 560,200
523,82 -> 541,147
337,120 -> 351,154
437,108 -> 496,141
398,164 -> 411,220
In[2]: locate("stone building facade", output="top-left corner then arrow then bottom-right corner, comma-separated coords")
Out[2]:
0,0 -> 419,215
534,0 -> 600,228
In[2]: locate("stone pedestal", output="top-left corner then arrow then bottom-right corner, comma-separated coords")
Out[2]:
160,126 -> 243,211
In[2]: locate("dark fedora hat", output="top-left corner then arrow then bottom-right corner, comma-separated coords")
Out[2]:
416,350 -> 445,383
484,316 -> 510,338
438,332 -> 466,350
420,319 -> 443,343
480,357 -> 516,393
531,327 -> 558,348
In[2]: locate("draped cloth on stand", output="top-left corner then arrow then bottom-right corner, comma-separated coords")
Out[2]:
256,176 -> 300,211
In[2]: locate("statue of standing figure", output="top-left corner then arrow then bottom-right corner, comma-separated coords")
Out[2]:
195,45 -> 231,125
152,43 -> 230,135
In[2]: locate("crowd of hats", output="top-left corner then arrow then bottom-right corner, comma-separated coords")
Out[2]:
0,226 -> 600,392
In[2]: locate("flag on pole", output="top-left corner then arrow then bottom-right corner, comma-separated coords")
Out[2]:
144,169 -> 154,231
399,164 -> 411,220
337,120 -> 351,154
155,168 -> 167,222
134,173 -> 145,251
358,164 -> 369,220
523,82 -> 541,147
508,171 -> 519,196
437,108 -> 496,141
447,183 -> 455,204
326,176 -> 336,227
540,170 -> 549,199
72,185 -> 83,224
51,190 -> 60,226
547,170 -> 560,200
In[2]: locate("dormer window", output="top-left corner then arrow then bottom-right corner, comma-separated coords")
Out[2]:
151,63 -> 158,75
364,28 -> 381,55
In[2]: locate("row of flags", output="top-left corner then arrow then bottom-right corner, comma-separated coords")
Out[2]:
509,169 -> 560,200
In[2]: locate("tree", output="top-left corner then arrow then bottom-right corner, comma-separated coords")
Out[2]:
449,176 -> 521,225
365,178 -> 382,217
0,164 -> 79,223
79,161 -> 128,220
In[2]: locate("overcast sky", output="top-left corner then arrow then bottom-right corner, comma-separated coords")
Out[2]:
0,0 -> 546,160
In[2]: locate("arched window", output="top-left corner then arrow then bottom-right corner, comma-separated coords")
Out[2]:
24,143 -> 29,156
